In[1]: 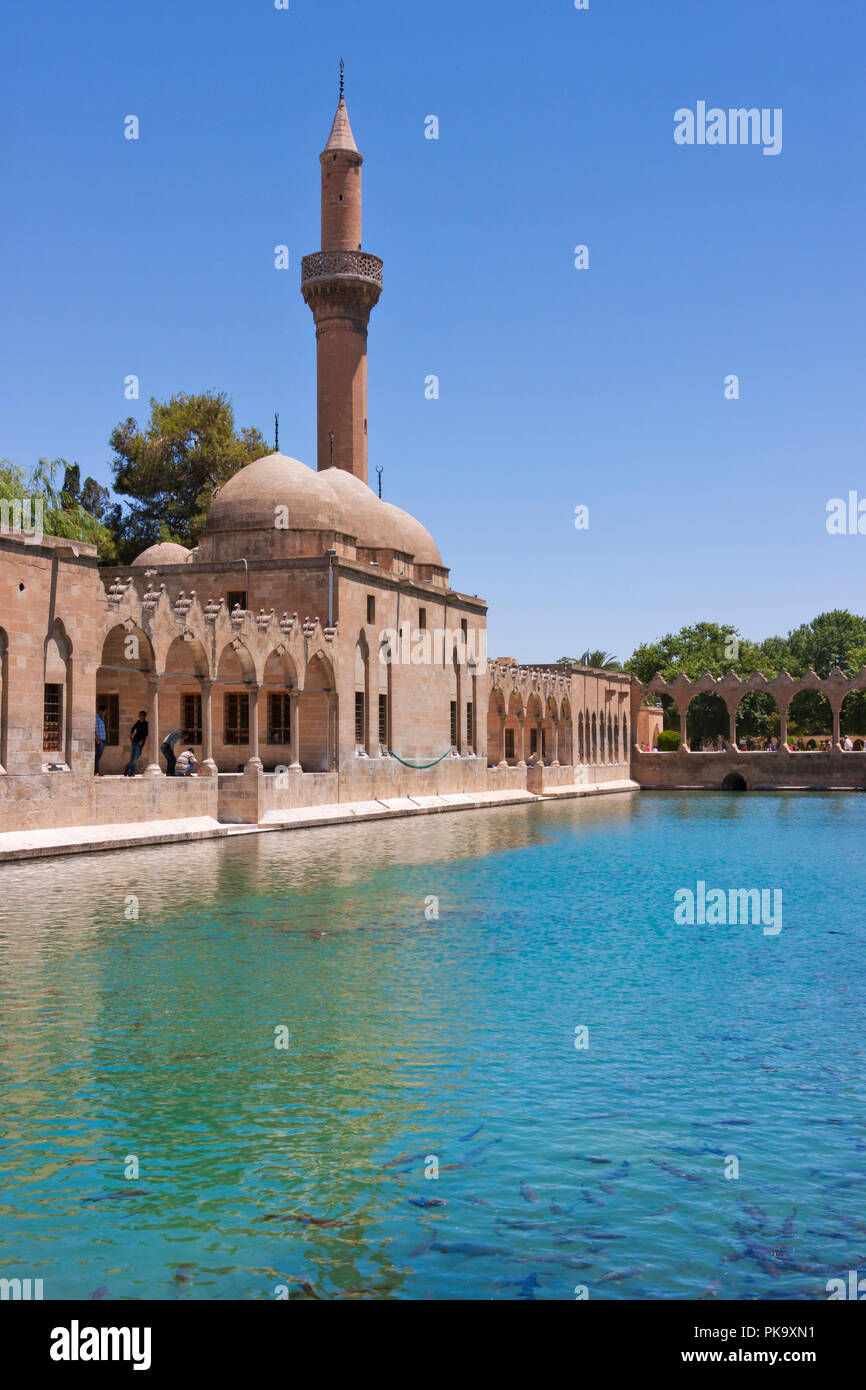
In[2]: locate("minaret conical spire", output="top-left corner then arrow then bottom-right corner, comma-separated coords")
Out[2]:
324,60 -> 358,154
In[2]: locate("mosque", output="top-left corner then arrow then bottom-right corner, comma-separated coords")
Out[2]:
0,81 -> 673,849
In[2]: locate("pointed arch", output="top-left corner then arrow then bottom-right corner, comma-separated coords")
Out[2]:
300,649 -> 337,771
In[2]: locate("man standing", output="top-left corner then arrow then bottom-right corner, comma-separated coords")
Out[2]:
160,728 -> 183,776
124,710 -> 149,776
94,704 -> 108,775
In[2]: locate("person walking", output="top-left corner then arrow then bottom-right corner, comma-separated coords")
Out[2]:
160,728 -> 183,776
124,710 -> 149,776
94,704 -> 108,775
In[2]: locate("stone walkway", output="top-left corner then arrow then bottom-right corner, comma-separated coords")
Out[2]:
0,781 -> 639,862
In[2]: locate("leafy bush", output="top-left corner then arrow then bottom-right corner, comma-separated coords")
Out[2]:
656,729 -> 681,752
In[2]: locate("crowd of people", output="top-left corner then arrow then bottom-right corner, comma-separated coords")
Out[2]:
640,734 -> 862,753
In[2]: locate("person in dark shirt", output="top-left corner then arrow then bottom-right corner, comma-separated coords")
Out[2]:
124,711 -> 149,776
160,729 -> 183,776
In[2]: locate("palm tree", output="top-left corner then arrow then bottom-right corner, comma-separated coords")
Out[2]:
556,650 -> 622,671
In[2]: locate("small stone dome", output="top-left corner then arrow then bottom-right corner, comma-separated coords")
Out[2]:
204,453 -> 340,535
131,541 -> 192,567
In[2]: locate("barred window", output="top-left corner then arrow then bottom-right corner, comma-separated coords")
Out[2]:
104,694 -> 120,746
268,692 -> 291,744
450,700 -> 457,747
366,595 -> 375,624
183,693 -> 202,743
355,691 -> 365,744
505,727 -> 515,760
378,694 -> 388,745
224,692 -> 249,745
43,684 -> 62,752
466,701 -> 474,746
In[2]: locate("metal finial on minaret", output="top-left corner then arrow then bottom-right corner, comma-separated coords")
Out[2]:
376,465 -> 383,498
329,430 -> 335,468
339,59 -> 344,98
274,411 -> 279,451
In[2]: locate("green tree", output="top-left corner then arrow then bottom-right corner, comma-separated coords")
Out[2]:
108,391 -> 271,561
625,622 -> 767,743
1,457 -> 115,558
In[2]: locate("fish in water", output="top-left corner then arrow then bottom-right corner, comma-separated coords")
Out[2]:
740,1203 -> 769,1225
781,1208 -> 797,1238
464,1140 -> 502,1161
384,1151 -> 431,1169
496,1272 -> 542,1298
599,1182 -> 616,1196
459,1125 -> 483,1142
408,1242 -> 431,1257
261,1212 -> 347,1228
608,1161 -> 632,1180
573,1154 -> 613,1165
581,1187 -> 605,1206
598,1267 -> 642,1284
699,1280 -> 722,1299
520,1182 -> 539,1203
497,1218 -> 550,1231
295,1279 -> 323,1300
549,1202 -> 578,1217
439,1163 -> 469,1171
651,1160 -> 706,1184
409,1197 -> 446,1209
81,1190 -> 151,1202
462,1194 -> 492,1207
429,1242 -> 511,1258
173,1266 -> 194,1285
90,1286 -> 110,1300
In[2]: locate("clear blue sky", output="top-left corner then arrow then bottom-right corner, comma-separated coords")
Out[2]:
2,0 -> 864,662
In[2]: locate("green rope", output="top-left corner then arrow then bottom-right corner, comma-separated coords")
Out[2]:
388,748 -> 453,769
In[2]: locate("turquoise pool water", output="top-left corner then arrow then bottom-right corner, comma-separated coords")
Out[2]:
1,791 -> 864,1300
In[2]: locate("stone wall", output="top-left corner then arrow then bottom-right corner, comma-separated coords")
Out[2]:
632,747 -> 866,791
0,771 -> 218,831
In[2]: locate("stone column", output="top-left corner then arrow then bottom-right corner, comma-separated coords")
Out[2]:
727,702 -> 737,749
289,691 -> 301,770
831,700 -> 842,749
679,703 -> 689,751
142,676 -> 161,776
517,715 -> 526,766
246,683 -> 263,770
200,678 -> 217,777
552,720 -> 560,766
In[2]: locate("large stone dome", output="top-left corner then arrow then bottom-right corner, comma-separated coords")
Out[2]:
131,541 -> 192,566
205,453 -> 340,535
202,452 -> 442,566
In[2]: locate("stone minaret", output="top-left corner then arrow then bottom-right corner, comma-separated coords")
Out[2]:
301,68 -> 383,483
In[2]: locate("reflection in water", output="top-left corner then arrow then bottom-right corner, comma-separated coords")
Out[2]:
0,791 -> 864,1299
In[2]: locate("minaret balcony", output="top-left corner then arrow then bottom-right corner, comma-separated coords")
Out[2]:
301,250 -> 383,289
